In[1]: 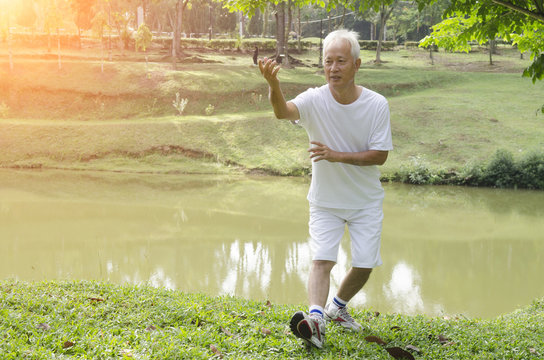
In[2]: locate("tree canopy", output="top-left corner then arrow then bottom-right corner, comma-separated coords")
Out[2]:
418,0 -> 544,83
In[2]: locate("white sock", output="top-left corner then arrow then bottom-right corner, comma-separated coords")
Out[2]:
331,295 -> 348,310
309,305 -> 324,318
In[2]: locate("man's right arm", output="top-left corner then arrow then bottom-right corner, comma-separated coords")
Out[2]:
258,58 -> 300,121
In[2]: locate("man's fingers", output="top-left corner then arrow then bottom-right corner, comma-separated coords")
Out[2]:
258,57 -> 280,82
271,65 -> 280,77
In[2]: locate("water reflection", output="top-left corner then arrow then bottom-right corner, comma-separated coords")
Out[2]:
1,169 -> 543,319
383,262 -> 424,314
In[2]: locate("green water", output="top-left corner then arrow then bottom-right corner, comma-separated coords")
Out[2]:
1,169 -> 543,319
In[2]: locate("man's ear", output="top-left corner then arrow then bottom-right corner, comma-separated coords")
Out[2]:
355,58 -> 362,70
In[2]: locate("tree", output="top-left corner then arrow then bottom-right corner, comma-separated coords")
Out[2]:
222,0 -> 327,63
92,0 -> 110,72
71,0 -> 95,48
416,0 -> 544,112
17,0 -> 38,29
172,0 -> 190,68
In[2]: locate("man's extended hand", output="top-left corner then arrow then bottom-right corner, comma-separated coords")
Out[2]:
308,141 -> 340,162
258,57 -> 281,87
309,141 -> 389,166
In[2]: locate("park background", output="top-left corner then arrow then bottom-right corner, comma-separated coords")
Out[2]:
1,0 -> 544,359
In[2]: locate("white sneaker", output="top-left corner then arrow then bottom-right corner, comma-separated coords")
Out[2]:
324,304 -> 363,332
289,311 -> 326,349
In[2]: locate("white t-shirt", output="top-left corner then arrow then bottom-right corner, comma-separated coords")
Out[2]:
291,84 -> 393,209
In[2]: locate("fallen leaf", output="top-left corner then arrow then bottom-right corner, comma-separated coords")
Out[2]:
36,323 -> 51,331
145,325 -> 156,332
261,327 -> 272,335
63,341 -> 74,349
364,335 -> 387,346
374,311 -> 381,317
120,349 -> 133,357
210,344 -> 223,358
390,326 -> 402,331
265,300 -> 272,308
88,297 -> 104,302
405,344 -> 421,353
220,327 -> 234,337
438,334 -> 450,344
191,318 -> 204,327
386,346 -> 415,360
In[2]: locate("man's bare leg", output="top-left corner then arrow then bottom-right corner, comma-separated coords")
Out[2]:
308,260 -> 336,307
336,267 -> 372,302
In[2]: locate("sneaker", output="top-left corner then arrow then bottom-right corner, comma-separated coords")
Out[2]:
324,304 -> 363,332
289,311 -> 326,349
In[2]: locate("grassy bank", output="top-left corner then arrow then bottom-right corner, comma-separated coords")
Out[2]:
1,46 -> 543,184
1,280 -> 543,359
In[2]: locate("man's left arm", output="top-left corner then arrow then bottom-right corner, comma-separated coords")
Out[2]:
308,141 -> 388,166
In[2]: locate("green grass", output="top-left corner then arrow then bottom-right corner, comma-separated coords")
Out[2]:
0,46 -> 543,179
1,280 -> 543,359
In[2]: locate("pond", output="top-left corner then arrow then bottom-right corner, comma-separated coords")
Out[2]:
1,169 -> 543,319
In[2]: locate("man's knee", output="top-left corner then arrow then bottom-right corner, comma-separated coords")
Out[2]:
350,267 -> 372,280
312,260 -> 336,274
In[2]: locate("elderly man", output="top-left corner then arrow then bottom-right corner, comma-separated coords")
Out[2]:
258,29 -> 393,349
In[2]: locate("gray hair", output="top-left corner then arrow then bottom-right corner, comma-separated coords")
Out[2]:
322,29 -> 360,63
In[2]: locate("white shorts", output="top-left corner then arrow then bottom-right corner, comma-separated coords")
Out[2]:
309,204 -> 383,268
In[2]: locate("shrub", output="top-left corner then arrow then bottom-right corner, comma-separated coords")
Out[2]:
482,149 -> 518,188
404,41 -> 420,49
517,151 -> 544,189
209,39 -> 237,50
241,39 -> 276,51
135,24 -> 152,52
205,104 -> 215,116
0,102 -> 9,118
173,93 -> 188,116
390,149 -> 544,190
358,40 -> 397,51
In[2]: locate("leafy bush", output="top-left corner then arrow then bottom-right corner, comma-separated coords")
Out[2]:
517,151 -> 544,189
0,102 -> 9,118
172,93 -> 188,116
482,149 -> 518,188
135,24 -> 152,52
241,39 -> 277,51
209,39 -> 237,50
358,40 -> 397,51
404,41 -> 420,48
180,38 -> 207,48
390,149 -> 544,190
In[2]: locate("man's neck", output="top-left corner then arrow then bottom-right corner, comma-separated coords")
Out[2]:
328,84 -> 362,105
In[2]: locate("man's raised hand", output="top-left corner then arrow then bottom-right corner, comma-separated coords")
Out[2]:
258,57 -> 281,87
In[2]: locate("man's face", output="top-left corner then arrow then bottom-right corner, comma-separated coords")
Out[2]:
323,39 -> 361,91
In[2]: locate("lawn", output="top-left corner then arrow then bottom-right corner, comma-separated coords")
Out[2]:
1,44 -> 543,178
1,280 -> 542,359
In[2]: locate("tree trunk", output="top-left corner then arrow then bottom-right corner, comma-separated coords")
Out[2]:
57,27 -> 62,70
172,0 -> 187,69
489,39 -> 495,65
275,2 -> 286,63
262,4 -> 269,38
376,7 -> 385,63
8,16 -> 13,72
297,6 -> 301,52
77,27 -> 82,49
284,0 -> 291,64
209,3 -> 213,40
375,4 -> 396,64
339,6 -> 346,28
